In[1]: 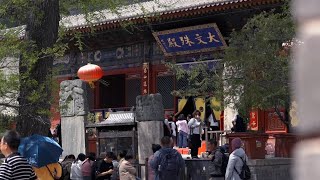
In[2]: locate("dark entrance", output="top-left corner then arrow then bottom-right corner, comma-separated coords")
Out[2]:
100,74 -> 126,108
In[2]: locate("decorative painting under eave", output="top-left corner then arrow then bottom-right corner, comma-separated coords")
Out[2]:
153,23 -> 227,56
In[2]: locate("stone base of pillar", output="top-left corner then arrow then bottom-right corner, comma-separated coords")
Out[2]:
61,116 -> 86,157
137,121 -> 163,163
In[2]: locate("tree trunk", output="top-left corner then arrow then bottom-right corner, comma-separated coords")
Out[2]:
274,104 -> 290,131
17,0 -> 60,137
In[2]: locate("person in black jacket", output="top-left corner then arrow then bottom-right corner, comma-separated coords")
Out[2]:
56,123 -> 62,146
163,118 -> 172,137
231,115 -> 246,132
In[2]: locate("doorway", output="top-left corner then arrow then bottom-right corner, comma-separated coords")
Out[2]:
100,74 -> 126,108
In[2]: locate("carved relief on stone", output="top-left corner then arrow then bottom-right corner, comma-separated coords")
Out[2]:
59,80 -> 89,117
135,93 -> 164,122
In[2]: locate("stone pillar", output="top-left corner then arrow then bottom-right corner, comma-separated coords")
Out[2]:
136,94 -> 164,179
59,79 -> 89,157
293,1 -> 320,179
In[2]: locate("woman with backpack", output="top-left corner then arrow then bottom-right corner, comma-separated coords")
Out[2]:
225,138 -> 249,180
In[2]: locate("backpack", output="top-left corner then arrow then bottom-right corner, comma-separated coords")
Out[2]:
211,149 -> 228,177
220,151 -> 229,176
158,150 -> 180,179
234,156 -> 251,180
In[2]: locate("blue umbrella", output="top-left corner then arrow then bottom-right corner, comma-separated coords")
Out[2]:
18,134 -> 63,168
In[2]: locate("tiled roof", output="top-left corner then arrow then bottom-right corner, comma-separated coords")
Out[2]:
98,112 -> 135,126
5,0 -> 278,37
61,0 -> 275,30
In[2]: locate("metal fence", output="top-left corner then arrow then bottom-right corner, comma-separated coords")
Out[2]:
126,78 -> 141,107
204,128 -> 232,149
156,75 -> 174,109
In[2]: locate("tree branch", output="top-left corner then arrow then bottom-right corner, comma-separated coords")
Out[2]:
274,105 -> 289,126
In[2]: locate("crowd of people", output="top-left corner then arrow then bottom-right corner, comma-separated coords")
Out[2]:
0,124 -> 249,180
164,109 -> 222,158
164,109 -> 247,158
0,130 -> 137,180
147,136 -> 250,180
51,136 -> 248,180
59,151 -> 138,180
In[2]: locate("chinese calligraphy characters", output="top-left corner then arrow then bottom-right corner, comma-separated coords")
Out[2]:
142,63 -> 149,95
153,23 -> 227,56
180,35 -> 195,46
166,31 -> 221,48
168,38 -> 181,47
250,111 -> 258,130
195,34 -> 207,44
208,32 -> 220,43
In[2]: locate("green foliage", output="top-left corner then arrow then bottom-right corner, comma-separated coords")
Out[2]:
223,7 -> 295,120
166,57 -> 224,102
167,4 -> 295,124
0,114 -> 16,134
0,0 -> 195,135
0,0 -> 161,114
0,0 -> 136,134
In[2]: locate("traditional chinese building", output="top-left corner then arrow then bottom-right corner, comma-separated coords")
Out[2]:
52,0 -> 293,155
56,0 -> 280,118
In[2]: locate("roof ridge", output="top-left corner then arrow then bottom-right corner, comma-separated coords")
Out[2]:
2,0 -> 277,34
60,0 -> 247,30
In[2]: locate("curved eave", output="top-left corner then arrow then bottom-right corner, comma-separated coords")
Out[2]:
66,0 -> 281,33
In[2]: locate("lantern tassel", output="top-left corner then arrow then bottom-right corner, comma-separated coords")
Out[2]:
89,81 -> 95,88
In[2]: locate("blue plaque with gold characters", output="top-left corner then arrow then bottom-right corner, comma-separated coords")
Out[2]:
153,23 -> 227,56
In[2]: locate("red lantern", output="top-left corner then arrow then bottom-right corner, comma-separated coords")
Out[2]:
77,63 -> 103,87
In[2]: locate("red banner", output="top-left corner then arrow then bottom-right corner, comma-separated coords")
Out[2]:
250,110 -> 258,131
142,63 -> 149,95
